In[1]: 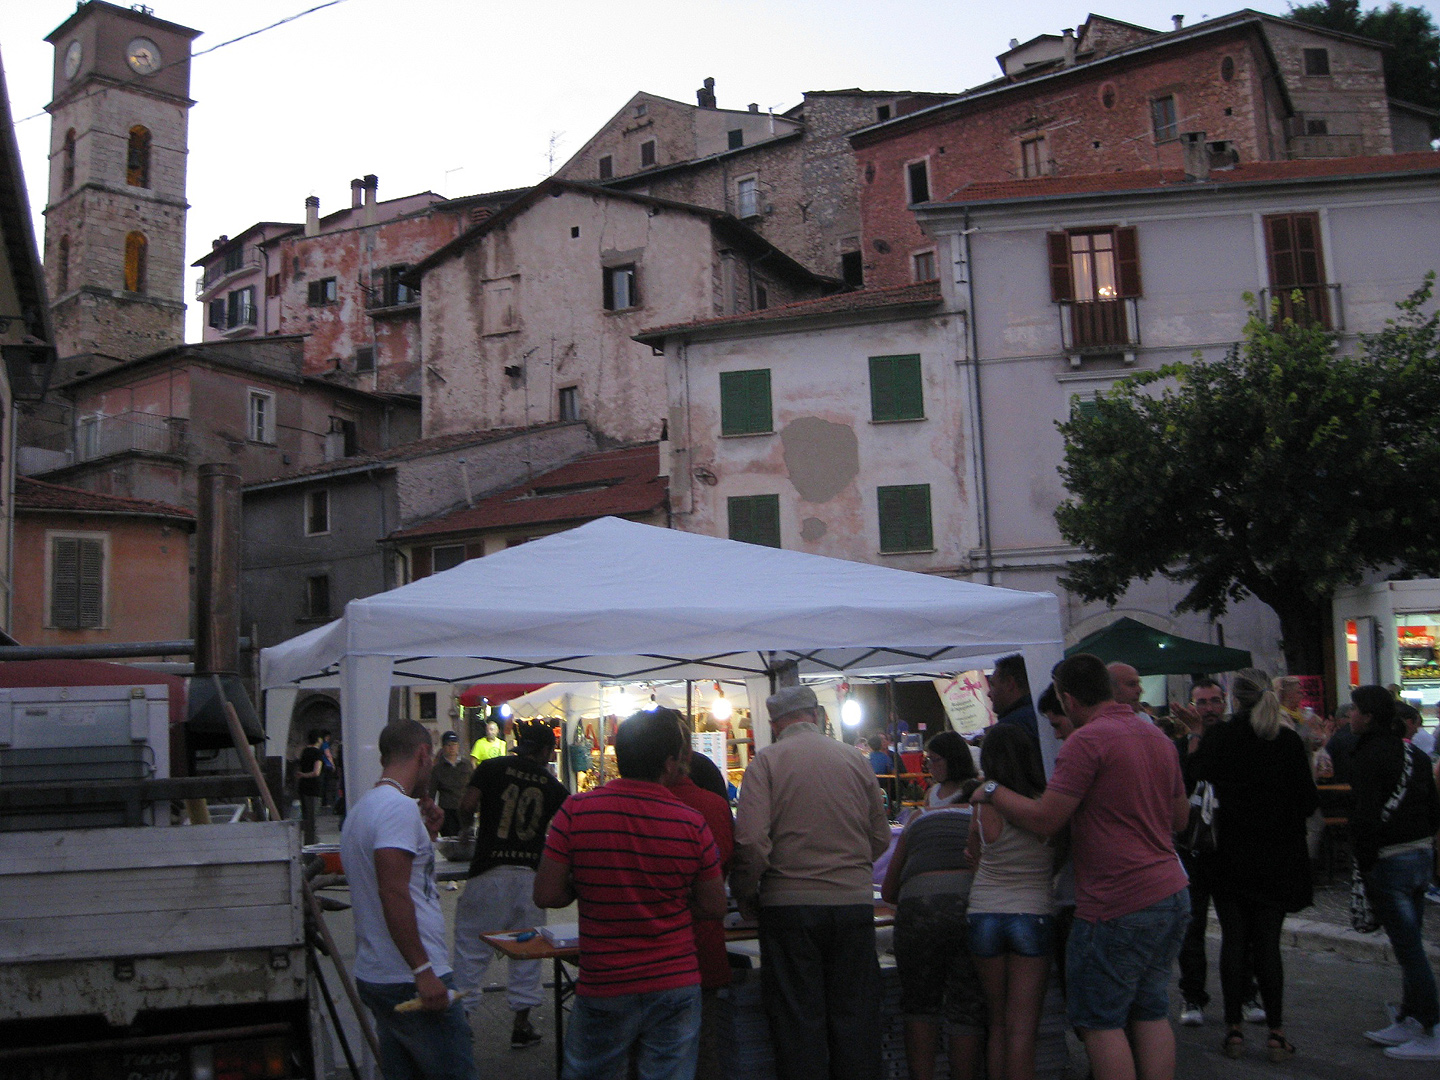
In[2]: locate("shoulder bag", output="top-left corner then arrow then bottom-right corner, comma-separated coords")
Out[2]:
1350,744 -> 1416,934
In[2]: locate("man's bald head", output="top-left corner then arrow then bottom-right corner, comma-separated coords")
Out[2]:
1108,662 -> 1142,708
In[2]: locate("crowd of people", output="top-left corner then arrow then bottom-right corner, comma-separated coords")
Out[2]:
333,654 -> 1440,1080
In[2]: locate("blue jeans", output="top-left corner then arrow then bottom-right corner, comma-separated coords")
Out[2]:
1066,889 -> 1189,1032
1365,848 -> 1439,1030
758,904 -> 882,1080
562,984 -> 702,1080
356,973 -> 476,1080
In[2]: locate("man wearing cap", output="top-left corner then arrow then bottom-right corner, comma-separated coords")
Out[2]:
731,685 -> 893,1080
429,731 -> 474,839
452,718 -> 568,1049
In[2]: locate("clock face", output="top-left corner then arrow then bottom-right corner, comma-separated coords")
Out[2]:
63,40 -> 82,80
126,37 -> 161,75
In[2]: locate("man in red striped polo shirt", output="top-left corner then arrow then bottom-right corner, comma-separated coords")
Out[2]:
534,710 -> 727,1080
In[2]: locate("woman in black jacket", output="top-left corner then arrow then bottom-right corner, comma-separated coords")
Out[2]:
1349,685 -> 1440,1060
1193,669 -> 1318,1062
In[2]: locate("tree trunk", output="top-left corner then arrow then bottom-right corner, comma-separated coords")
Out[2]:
1271,594 -> 1331,677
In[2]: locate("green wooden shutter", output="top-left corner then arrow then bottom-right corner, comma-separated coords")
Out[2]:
721,370 -> 772,435
78,539 -> 103,627
870,355 -> 924,421
870,357 -> 895,420
728,494 -> 781,547
878,484 -> 933,553
51,537 -> 78,628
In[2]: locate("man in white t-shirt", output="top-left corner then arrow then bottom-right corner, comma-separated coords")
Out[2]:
340,719 -> 476,1080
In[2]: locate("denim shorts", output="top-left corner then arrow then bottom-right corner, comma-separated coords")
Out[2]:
966,911 -> 1055,958
1065,888 -> 1190,1031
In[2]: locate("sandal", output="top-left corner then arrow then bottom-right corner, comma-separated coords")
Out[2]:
1266,1033 -> 1296,1063
1223,1029 -> 1245,1059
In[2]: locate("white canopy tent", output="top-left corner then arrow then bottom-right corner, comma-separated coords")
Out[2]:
260,517 -> 1066,797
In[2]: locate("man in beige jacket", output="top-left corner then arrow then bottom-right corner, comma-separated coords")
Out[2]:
731,686 -> 892,1080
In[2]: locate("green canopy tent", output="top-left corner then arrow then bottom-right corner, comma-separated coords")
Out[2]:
1065,617 -> 1252,676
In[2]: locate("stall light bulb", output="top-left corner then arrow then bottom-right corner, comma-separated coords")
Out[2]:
710,694 -> 733,722
841,698 -> 863,727
499,703 -> 513,720
613,691 -> 637,715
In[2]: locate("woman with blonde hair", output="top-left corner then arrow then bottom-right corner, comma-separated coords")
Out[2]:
1194,669 -> 1318,1062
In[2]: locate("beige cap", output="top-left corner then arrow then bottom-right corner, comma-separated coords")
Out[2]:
766,685 -> 819,722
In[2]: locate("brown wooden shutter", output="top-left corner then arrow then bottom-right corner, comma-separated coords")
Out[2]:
465,542 -> 485,561
1292,212 -> 1324,287
1047,232 -> 1074,301
51,538 -> 78,627
412,546 -> 432,580
1115,226 -> 1142,297
1265,214 -> 1298,288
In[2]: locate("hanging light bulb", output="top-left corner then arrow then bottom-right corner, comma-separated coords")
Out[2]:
841,697 -> 863,727
499,702 -> 513,720
710,684 -> 733,722
612,689 -> 637,715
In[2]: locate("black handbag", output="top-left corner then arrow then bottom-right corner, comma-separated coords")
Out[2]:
1180,780 -> 1219,854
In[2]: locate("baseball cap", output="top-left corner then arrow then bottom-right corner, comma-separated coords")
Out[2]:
441,730 -> 459,743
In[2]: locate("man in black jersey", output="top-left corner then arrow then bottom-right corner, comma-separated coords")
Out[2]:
452,718 -> 568,1049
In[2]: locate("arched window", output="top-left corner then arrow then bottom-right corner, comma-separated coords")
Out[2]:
123,232 -> 147,293
57,236 -> 70,293
62,128 -> 76,190
126,125 -> 151,187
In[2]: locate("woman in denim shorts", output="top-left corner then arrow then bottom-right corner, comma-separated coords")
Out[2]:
966,725 -> 1056,1080
882,732 -> 986,1080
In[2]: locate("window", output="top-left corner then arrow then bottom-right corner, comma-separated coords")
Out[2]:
226,286 -> 256,329
208,299 -> 226,329
1047,227 -> 1141,350
737,176 -> 759,218
305,490 -> 329,536
1071,395 -> 1101,421
62,128 -> 76,190
876,104 -> 892,122
558,385 -> 579,421
126,126 -> 151,187
640,140 -> 656,168
635,103 -> 648,117
354,347 -> 375,373
329,416 -> 358,456
307,277 -> 337,306
1151,96 -> 1178,142
1100,84 -> 1117,109
370,264 -> 415,308
870,354 -> 924,422
484,278 -> 517,331
755,285 -> 768,310
878,484 -> 933,553
417,691 -> 437,720
224,246 -> 244,274
728,129 -> 744,150
841,250 -> 864,288
1303,48 -> 1330,76
1305,117 -> 1329,136
598,155 -> 613,180
248,389 -> 276,444
1221,55 -> 1235,82
123,232 -> 147,293
1021,137 -> 1048,178
432,544 -> 466,573
912,251 -> 937,282
728,494 -> 781,548
1264,212 -> 1331,327
50,535 -> 104,629
79,416 -> 100,460
266,273 -> 281,297
907,160 -> 930,204
603,264 -> 639,311
305,575 -> 330,620
570,226 -> 580,238
57,236 -> 70,293
719,369 -> 772,436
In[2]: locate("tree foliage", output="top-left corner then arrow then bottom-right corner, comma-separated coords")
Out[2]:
1055,278 -> 1440,674
1289,0 -> 1440,125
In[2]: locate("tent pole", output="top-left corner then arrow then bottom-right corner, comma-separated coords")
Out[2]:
686,680 -> 693,730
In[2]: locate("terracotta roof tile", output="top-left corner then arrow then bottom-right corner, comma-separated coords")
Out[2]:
636,280 -> 943,340
391,444 -> 665,539
938,152 -> 1440,205
16,477 -> 193,521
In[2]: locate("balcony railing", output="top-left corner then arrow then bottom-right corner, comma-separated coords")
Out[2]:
1058,297 -> 1140,359
1287,134 -> 1365,160
76,412 -> 187,462
1258,283 -> 1343,333
197,250 -> 262,296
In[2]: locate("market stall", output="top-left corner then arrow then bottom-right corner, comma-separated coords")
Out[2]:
259,517 -> 1066,800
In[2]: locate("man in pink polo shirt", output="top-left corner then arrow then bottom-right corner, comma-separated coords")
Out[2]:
970,653 -> 1190,1080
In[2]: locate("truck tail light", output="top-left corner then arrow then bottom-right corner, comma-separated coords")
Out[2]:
190,1035 -> 291,1080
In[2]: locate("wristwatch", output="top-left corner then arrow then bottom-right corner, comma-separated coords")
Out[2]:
980,780 -> 999,800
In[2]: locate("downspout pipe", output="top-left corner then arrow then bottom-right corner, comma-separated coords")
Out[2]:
962,211 -> 995,585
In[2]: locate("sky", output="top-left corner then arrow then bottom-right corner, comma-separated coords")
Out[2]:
6,0 -> 1439,340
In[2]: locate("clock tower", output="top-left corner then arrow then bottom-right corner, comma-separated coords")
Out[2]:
42,2 -> 199,367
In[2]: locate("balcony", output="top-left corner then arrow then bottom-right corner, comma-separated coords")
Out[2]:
197,250 -> 262,297
1287,134 -> 1365,160
76,412 -> 187,463
1258,283 -> 1343,332
1058,297 -> 1140,365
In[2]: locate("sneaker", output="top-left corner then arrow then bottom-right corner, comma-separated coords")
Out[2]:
1243,1000 -> 1267,1025
1365,1016 -> 1426,1046
1384,1033 -> 1440,1060
1180,1002 -> 1204,1026
511,1019 -> 543,1050
1425,883 -> 1440,904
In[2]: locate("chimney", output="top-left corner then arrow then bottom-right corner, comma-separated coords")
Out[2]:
212,235 -> 227,250
362,174 -> 378,227
1181,131 -> 1209,181
1173,14 -> 1184,30
350,178 -> 364,209
748,102 -> 759,113
1062,28 -> 1076,66
304,196 -> 320,237
1009,38 -> 1020,50
697,77 -> 716,109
